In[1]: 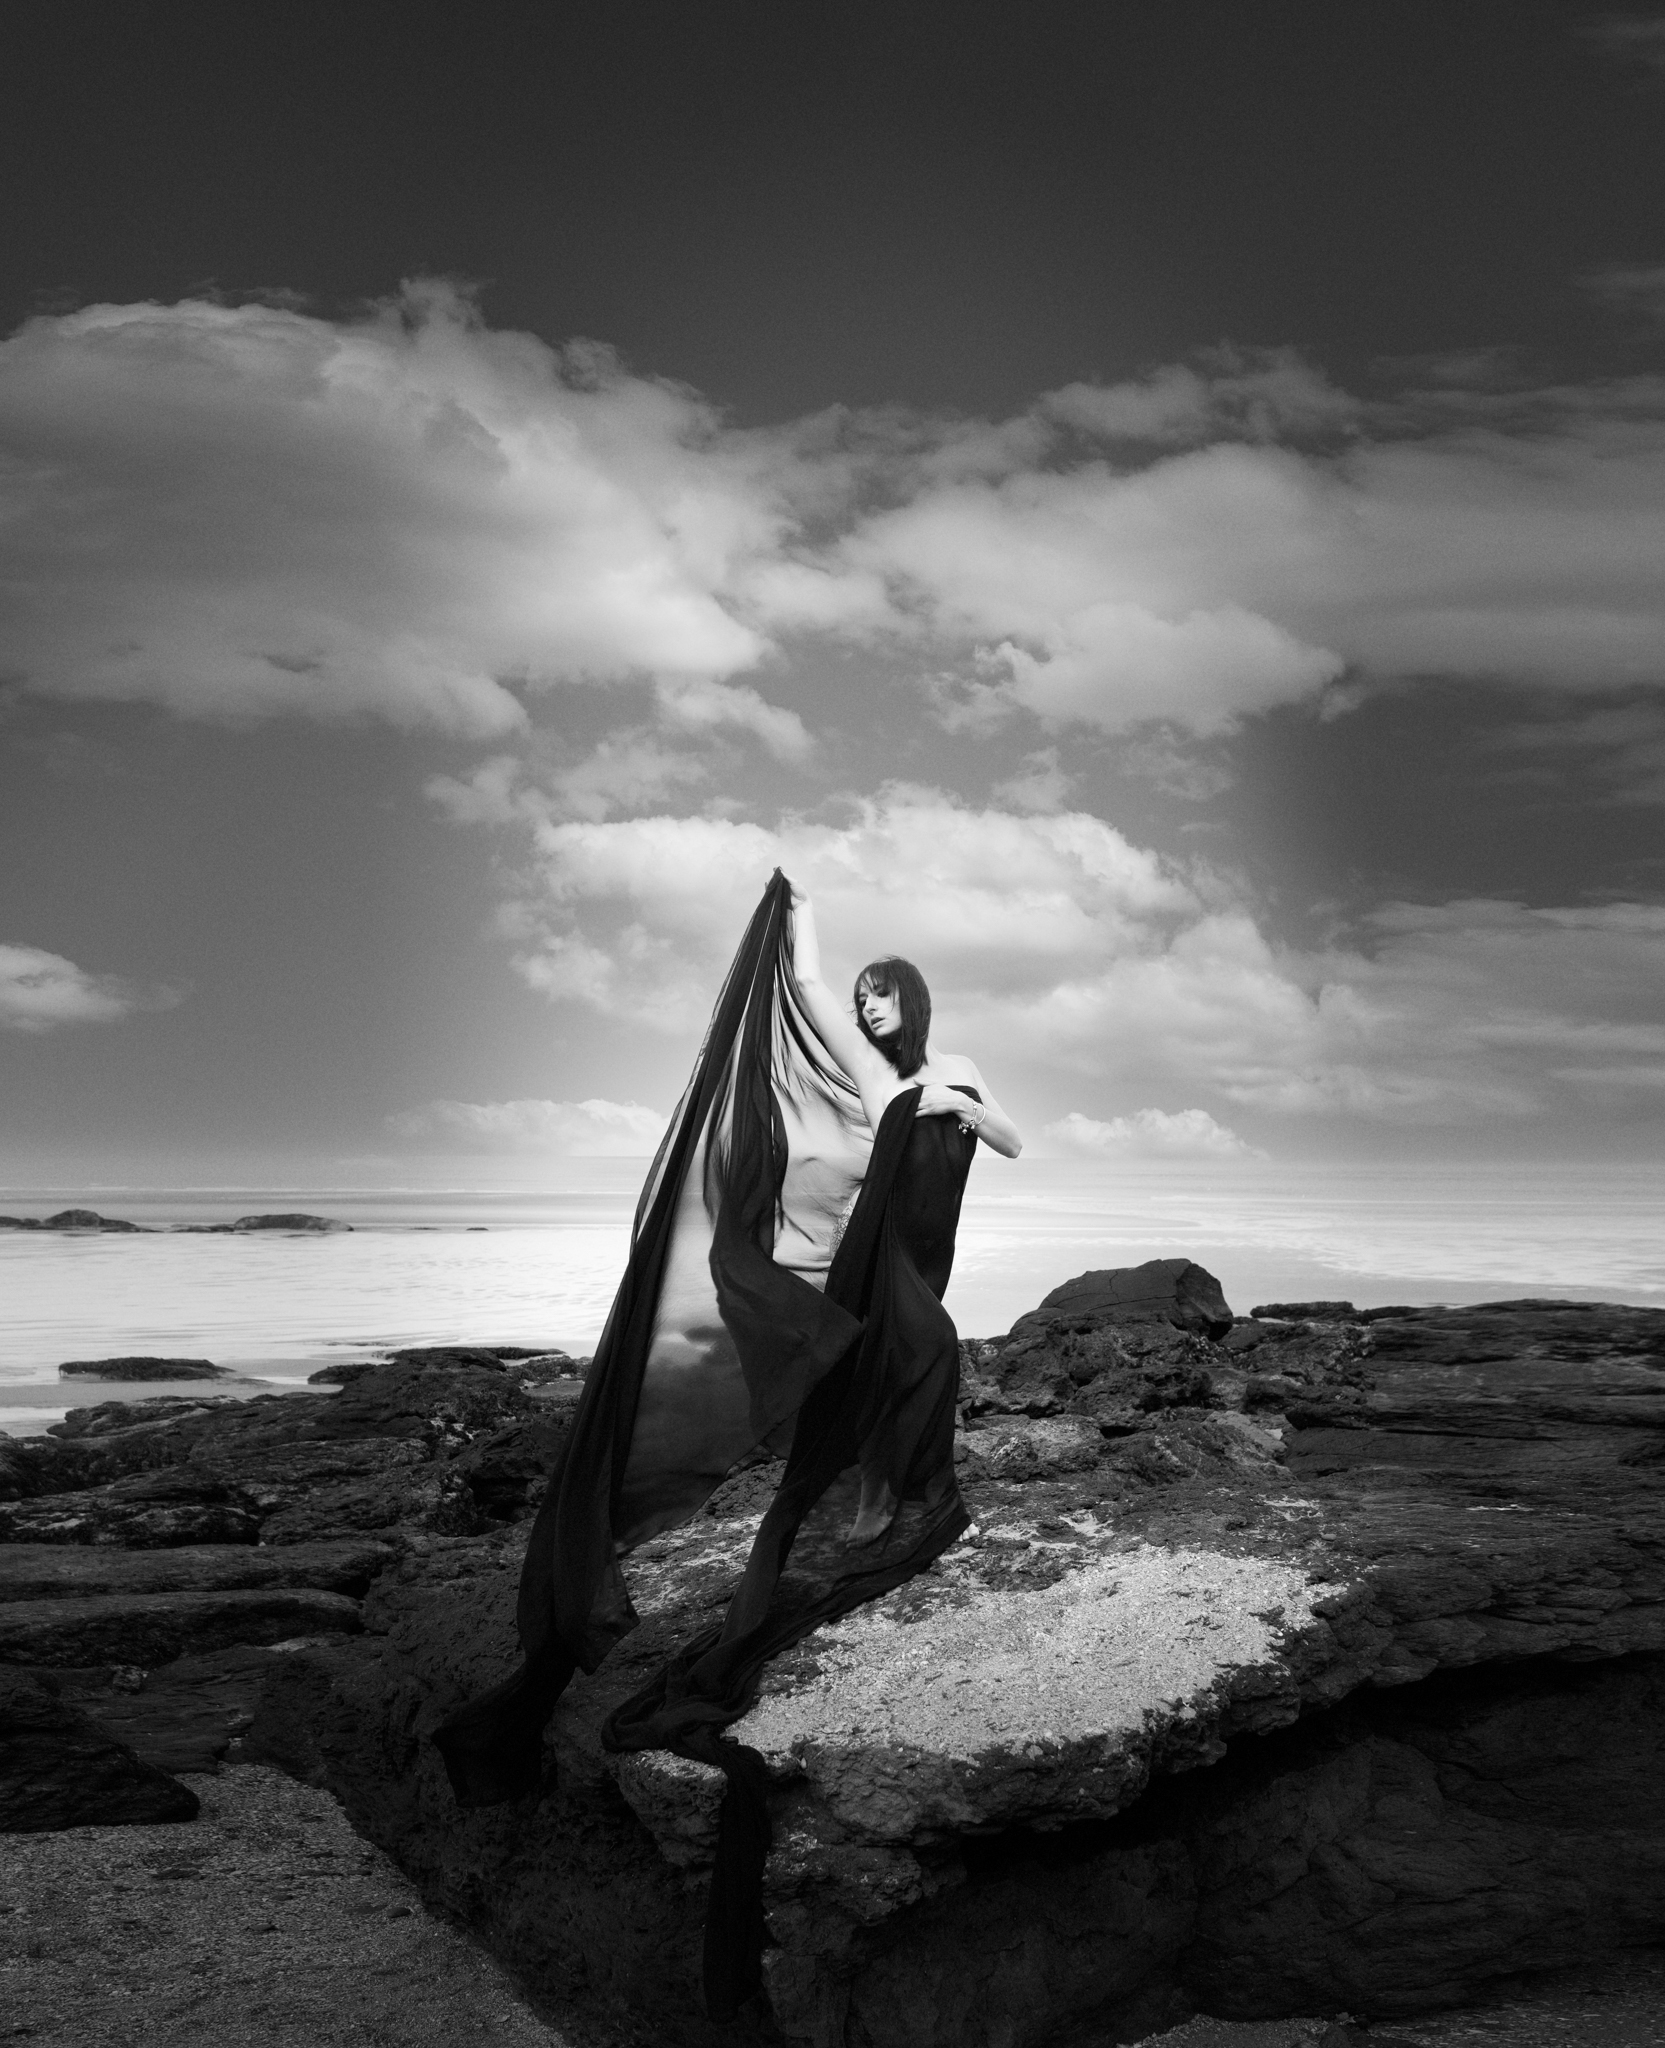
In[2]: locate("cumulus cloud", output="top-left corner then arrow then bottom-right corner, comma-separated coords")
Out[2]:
985,602 -> 1342,735
839,409 -> 1665,733
1112,734 -> 1236,802
0,945 -> 178,1033
7,292 -> 1665,747
991,748 -> 1074,813
386,1096 -> 669,1154
0,285 -> 781,734
426,738 -> 712,826
501,788 -> 1204,1033
653,678 -> 812,761
1040,347 -> 1359,446
445,786 -> 1665,1137
1043,1108 -> 1256,1157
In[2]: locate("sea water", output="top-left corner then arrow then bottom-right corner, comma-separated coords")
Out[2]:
2,1159 -> 1660,1435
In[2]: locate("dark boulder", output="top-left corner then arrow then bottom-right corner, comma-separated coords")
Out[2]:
174,1212 -> 351,1234
963,1262 -> 1237,1426
58,1356 -> 233,1381
1011,1258 -> 1234,1341
0,1668 -> 198,1831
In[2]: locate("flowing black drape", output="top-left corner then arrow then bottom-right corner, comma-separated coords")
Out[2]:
433,869 -> 970,2017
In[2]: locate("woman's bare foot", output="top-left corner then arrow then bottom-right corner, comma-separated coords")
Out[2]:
849,1471 -> 898,1543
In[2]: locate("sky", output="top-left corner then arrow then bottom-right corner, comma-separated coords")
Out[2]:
3,0 -> 1664,1185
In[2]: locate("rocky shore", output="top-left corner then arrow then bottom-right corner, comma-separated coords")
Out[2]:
3,1262 -> 1663,2047
0,1209 -> 351,1233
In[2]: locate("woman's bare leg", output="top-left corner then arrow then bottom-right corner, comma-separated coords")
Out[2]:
849,1463 -> 899,1543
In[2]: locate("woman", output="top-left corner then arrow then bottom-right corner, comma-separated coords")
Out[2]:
433,870 -> 1019,2016
785,881 -> 1021,1537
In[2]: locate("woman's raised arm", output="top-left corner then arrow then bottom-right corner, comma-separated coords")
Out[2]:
786,882 -> 898,1127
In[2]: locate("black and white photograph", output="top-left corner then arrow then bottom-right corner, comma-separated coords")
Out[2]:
3,4 -> 1664,2043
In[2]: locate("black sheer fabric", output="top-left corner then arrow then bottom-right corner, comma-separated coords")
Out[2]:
432,869 -> 974,2016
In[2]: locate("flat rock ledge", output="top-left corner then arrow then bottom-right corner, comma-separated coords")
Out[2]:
3,1281 -> 1664,2048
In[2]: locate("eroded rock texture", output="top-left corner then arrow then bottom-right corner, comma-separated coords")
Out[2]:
0,1668 -> 199,1831
4,1285 -> 1664,2048
0,1350 -> 577,1823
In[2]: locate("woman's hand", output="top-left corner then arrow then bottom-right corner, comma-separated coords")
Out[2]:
915,1072 -> 1022,1156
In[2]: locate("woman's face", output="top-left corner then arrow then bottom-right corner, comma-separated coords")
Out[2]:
857,978 -> 901,1042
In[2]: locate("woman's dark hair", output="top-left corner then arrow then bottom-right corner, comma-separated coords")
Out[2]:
853,956 -> 931,1078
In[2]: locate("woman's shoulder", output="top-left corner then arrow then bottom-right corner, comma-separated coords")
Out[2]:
924,1050 -> 980,1083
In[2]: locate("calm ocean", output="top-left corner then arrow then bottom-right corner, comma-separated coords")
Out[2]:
2,1159 -> 1660,1434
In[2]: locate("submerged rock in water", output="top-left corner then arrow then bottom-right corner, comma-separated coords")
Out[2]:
58,1357 -> 233,1381
171,1212 -> 352,1234
0,1204 -> 348,1236
0,1210 -> 148,1232
230,1212 -> 351,1232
